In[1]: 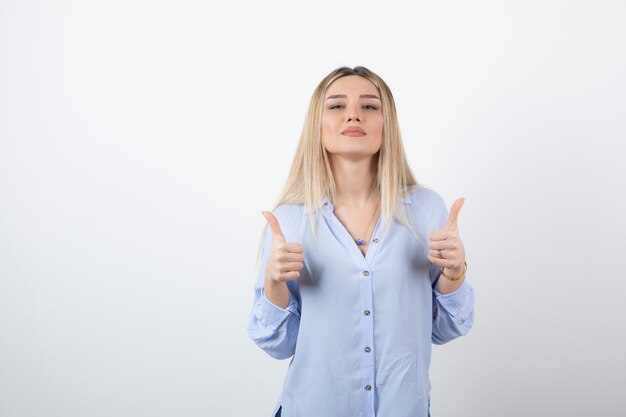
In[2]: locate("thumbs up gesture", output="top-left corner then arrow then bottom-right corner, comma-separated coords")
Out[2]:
262,211 -> 305,283
427,198 -> 466,277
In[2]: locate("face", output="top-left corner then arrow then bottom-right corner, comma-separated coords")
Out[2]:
321,75 -> 384,160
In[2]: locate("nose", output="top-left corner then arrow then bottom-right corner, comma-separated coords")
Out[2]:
347,106 -> 361,122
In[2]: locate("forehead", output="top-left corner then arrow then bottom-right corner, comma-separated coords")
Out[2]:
326,75 -> 379,96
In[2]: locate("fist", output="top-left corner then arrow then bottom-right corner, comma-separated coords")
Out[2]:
427,198 -> 466,274
262,211 -> 305,283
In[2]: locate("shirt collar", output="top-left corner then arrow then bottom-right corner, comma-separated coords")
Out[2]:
302,192 -> 412,216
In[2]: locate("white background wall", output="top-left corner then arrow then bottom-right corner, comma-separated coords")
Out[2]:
1,1 -> 625,416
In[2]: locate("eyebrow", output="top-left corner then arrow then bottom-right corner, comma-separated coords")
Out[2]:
325,94 -> 381,100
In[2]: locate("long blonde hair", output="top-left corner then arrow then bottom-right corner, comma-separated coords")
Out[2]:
258,66 -> 419,259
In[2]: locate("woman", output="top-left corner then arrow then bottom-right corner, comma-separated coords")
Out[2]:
247,66 -> 475,417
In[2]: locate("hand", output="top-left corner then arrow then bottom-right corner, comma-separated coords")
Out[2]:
262,211 -> 305,283
427,198 -> 466,275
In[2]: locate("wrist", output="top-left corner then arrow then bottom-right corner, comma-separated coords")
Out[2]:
263,278 -> 290,309
441,261 -> 467,281
264,273 -> 288,289
264,275 -> 280,287
445,265 -> 464,276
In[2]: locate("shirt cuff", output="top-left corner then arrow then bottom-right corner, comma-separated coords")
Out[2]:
253,289 -> 299,330
433,278 -> 472,318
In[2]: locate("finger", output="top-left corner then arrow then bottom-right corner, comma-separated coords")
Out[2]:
280,262 -> 304,272
429,230 -> 453,241
428,241 -> 458,251
428,249 -> 460,261
262,211 -> 286,242
284,242 -> 304,253
445,197 -> 465,230
428,249 -> 444,259
277,270 -> 300,281
427,255 -> 455,268
276,252 -> 305,263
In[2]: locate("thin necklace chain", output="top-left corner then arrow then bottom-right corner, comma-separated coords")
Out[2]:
334,198 -> 380,246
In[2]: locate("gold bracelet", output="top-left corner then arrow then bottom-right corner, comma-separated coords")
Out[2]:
441,261 -> 467,281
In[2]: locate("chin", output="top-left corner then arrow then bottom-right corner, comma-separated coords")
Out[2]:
326,149 -> 380,159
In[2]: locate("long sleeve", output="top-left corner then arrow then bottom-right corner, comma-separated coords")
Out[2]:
246,208 -> 301,360
426,191 -> 475,345
249,189 -> 475,416
431,275 -> 475,344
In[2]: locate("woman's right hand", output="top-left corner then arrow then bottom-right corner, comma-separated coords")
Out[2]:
262,211 -> 305,283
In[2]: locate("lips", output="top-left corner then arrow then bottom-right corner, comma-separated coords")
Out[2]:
342,127 -> 366,137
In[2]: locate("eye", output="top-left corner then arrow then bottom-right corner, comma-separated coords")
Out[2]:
362,104 -> 379,110
328,103 -> 345,110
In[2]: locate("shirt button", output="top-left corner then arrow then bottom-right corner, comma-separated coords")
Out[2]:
364,346 -> 371,353
362,270 -> 370,277
364,309 -> 371,316
373,238 -> 379,243
365,384 -> 372,391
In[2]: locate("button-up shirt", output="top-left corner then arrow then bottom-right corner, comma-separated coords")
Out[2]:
247,186 -> 475,417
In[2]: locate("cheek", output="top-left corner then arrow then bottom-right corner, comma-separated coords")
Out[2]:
321,117 -> 341,144
320,115 -> 329,135
375,115 -> 384,131
373,117 -> 384,141
321,114 -> 338,132
320,119 -> 332,148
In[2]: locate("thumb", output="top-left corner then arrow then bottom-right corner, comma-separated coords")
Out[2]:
262,211 -> 286,242
445,197 -> 465,230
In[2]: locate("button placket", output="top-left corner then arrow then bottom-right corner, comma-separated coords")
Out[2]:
359,263 -> 376,412
322,197 -> 379,415
347,215 -> 378,416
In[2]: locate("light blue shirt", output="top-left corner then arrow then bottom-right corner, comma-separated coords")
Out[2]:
247,186 -> 475,417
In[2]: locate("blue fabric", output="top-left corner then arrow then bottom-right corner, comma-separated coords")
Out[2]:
248,186 -> 475,417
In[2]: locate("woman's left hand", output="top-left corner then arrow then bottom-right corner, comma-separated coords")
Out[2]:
427,198 -> 466,276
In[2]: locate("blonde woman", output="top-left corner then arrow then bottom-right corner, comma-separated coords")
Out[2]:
247,66 -> 475,417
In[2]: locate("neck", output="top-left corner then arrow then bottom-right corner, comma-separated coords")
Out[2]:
329,155 -> 379,208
